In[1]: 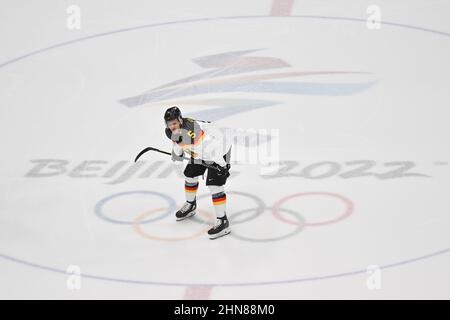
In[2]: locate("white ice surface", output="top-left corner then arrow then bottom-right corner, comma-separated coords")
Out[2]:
0,0 -> 449,299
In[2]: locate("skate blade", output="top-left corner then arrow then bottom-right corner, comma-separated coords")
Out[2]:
209,228 -> 231,240
176,211 -> 196,221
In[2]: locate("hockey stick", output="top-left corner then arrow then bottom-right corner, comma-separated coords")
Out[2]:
134,146 -> 170,162
134,146 -> 223,172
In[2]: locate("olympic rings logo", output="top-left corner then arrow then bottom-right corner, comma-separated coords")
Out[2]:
94,191 -> 354,242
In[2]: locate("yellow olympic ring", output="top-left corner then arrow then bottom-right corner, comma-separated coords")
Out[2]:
132,207 -> 216,241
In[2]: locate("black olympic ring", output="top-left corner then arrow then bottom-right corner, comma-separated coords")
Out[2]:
191,191 -> 266,225
228,207 -> 306,242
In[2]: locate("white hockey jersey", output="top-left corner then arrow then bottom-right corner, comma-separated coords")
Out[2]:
169,118 -> 232,167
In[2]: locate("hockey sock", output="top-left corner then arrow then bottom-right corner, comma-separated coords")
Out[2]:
184,177 -> 199,203
212,191 -> 226,218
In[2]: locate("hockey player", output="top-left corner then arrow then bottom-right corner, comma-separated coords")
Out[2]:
164,106 -> 232,239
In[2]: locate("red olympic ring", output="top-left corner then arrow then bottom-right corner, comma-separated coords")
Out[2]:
272,191 -> 354,227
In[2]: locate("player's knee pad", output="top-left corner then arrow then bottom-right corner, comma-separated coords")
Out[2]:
185,176 -> 199,184
207,185 -> 224,195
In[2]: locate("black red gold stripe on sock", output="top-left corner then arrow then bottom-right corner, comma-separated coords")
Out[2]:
185,182 -> 199,193
212,192 -> 226,206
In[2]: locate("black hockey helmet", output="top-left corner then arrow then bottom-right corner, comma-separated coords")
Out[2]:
164,106 -> 183,126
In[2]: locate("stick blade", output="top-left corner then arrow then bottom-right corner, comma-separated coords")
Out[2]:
134,147 -> 154,162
